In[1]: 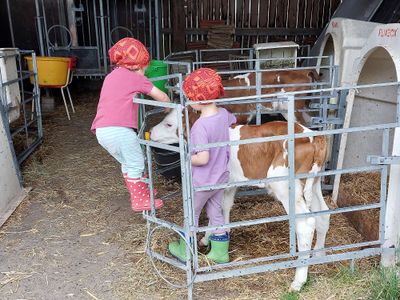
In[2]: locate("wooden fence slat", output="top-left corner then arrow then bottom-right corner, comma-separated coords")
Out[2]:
221,0 -> 228,21
305,0 -> 312,28
216,0 -> 221,20
312,0 -> 321,29
269,0 -> 277,28
297,0 -> 305,28
171,0 -> 185,51
258,0 -> 269,28
274,0 -> 287,41
244,0 -> 250,28
288,0 -> 298,28
250,0 -> 259,27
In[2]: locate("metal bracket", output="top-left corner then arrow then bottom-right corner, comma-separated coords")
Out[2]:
367,155 -> 400,165
309,103 -> 339,110
311,117 -> 343,126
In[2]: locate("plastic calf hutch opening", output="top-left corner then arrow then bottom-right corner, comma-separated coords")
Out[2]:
332,22 -> 400,261
134,71 -> 399,299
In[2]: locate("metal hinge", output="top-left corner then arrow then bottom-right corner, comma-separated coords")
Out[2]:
367,155 -> 400,165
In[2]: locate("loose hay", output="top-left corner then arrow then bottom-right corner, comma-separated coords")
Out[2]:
0,91 -> 385,299
338,173 -> 381,240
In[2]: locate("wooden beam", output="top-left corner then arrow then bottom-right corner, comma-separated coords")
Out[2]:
171,0 -> 185,51
162,27 -> 322,36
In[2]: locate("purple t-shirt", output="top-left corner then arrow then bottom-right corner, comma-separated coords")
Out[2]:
190,108 -> 237,187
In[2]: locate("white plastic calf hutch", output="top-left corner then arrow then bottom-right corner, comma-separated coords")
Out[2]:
317,18 -> 379,84
332,22 -> 400,265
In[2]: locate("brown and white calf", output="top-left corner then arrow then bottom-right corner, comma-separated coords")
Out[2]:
223,69 -> 319,125
150,109 -> 330,291
175,69 -> 319,125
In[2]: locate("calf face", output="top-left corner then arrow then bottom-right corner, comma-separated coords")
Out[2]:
150,109 -> 179,144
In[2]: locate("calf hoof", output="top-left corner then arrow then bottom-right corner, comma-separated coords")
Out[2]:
289,280 -> 304,292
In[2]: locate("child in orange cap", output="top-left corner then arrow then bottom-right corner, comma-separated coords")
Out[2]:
91,37 -> 170,212
168,68 -> 236,263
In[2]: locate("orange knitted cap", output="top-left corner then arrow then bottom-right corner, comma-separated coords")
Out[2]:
182,68 -> 224,102
108,37 -> 150,70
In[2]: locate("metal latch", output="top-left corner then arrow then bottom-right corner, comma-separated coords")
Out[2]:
367,155 -> 400,165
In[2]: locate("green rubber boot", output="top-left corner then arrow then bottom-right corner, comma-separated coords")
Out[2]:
168,237 -> 188,262
206,233 -> 230,264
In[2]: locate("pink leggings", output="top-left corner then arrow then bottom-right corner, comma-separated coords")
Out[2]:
194,189 -> 226,234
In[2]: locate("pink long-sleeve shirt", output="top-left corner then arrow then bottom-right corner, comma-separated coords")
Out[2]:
91,67 -> 153,133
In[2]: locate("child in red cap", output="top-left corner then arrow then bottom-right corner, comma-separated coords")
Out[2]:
91,37 -> 170,212
168,68 -> 236,263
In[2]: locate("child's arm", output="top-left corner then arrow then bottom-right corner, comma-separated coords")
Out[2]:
191,151 -> 209,166
147,86 -> 171,103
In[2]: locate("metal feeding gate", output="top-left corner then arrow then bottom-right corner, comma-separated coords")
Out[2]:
0,49 -> 41,226
164,52 -> 342,181
0,49 -> 42,164
133,66 -> 400,298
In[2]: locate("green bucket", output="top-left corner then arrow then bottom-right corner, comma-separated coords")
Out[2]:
145,60 -> 168,93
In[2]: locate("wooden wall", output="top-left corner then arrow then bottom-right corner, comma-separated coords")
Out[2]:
161,0 -> 341,56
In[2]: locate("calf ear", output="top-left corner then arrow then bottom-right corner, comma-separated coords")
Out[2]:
308,70 -> 320,82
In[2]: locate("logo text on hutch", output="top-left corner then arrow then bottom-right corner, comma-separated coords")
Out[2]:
378,28 -> 398,37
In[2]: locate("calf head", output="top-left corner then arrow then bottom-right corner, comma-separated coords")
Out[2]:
150,109 -> 180,144
150,108 -> 201,144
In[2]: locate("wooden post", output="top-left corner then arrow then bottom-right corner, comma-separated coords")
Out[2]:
171,0 -> 185,52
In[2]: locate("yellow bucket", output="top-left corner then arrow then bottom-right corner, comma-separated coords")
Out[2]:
25,56 -> 70,87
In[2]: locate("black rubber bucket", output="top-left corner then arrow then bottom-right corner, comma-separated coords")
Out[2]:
152,143 -> 181,180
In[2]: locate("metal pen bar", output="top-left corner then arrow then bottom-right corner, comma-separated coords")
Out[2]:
196,214 -> 290,233
133,97 -> 179,108
191,122 -> 399,152
195,202 -> 381,233
194,165 -> 382,192
192,55 -> 332,65
287,95 -> 296,255
174,101 -> 194,290
146,144 -> 156,216
147,249 -> 189,271
255,59 -> 261,125
183,81 -> 400,105
379,129 -> 389,244
143,214 -> 185,233
11,118 -> 38,137
194,248 -> 385,283
197,240 -> 382,273
138,139 -> 180,152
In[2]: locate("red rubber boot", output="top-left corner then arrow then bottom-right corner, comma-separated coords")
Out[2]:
125,177 -> 163,212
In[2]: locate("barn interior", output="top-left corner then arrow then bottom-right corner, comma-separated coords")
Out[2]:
1,1 -> 400,299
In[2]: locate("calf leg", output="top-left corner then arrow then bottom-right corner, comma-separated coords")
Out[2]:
200,187 -> 237,246
268,175 -> 315,292
311,178 -> 330,257
292,210 -> 316,291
